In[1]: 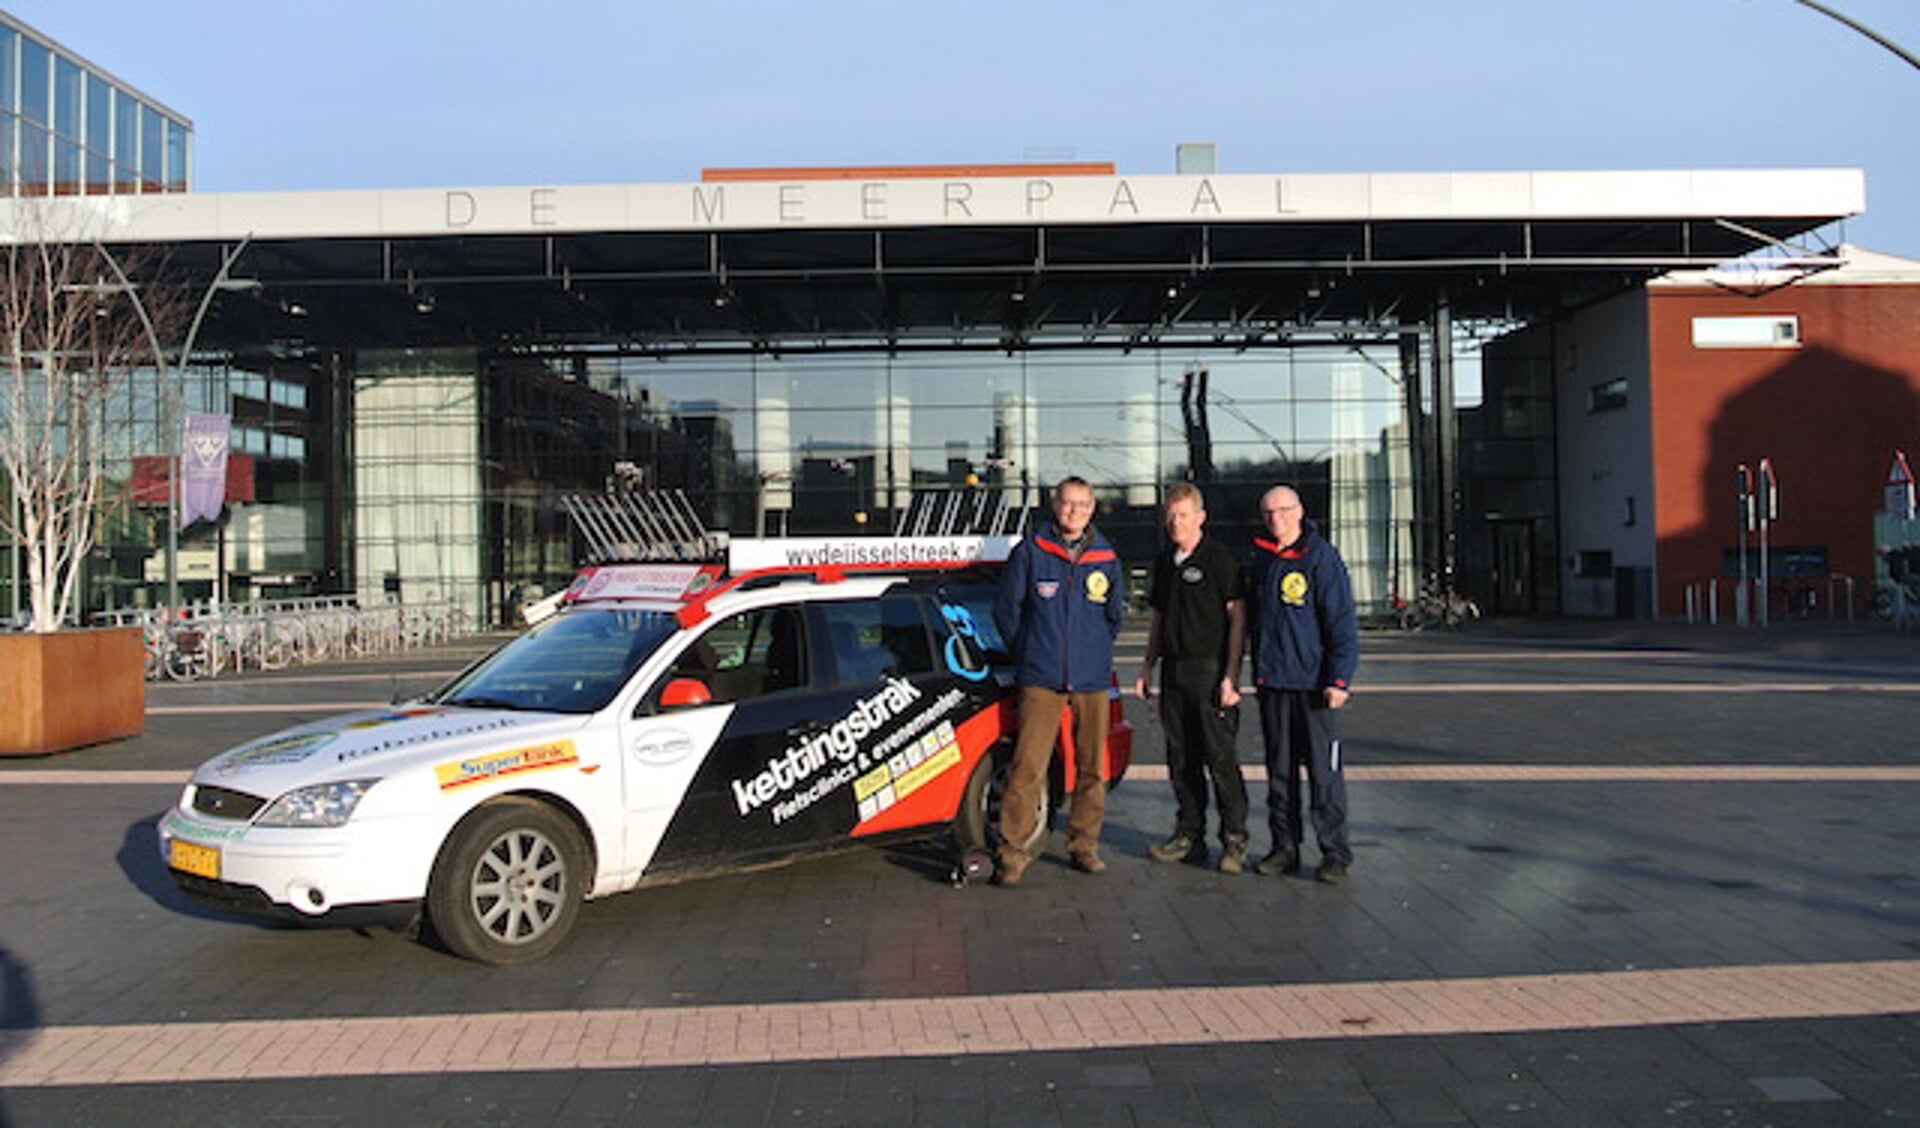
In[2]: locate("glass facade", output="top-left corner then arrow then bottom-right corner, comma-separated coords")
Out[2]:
0,347 -> 334,618
5,334 -> 1440,628
354,350 -> 484,610
0,16 -> 190,196
460,343 -> 1422,622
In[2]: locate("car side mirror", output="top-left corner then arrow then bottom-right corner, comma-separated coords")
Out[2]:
658,677 -> 713,710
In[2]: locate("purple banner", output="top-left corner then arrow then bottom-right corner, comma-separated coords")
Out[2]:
180,412 -> 232,526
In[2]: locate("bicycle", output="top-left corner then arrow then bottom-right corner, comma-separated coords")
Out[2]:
1395,582 -> 1481,631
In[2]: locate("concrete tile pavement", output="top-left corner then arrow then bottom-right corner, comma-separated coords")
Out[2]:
2,623 -> 1919,1123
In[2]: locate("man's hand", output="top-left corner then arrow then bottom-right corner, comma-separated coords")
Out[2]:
1324,686 -> 1351,710
1133,667 -> 1153,700
1218,677 -> 1241,708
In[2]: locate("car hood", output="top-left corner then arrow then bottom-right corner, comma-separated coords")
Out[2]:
194,705 -> 586,795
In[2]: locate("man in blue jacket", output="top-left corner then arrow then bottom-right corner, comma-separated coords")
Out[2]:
993,476 -> 1126,885
1247,485 -> 1359,884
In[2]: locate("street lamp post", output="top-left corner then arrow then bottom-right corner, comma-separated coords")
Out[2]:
95,236 -> 256,611
1789,0 -> 1920,72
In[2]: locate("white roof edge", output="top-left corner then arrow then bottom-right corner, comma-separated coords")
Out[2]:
0,168 -> 1865,245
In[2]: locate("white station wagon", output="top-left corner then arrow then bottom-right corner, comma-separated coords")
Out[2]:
159,548 -> 1131,963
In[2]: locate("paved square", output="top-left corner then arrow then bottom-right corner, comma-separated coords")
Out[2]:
3,621 -> 1918,1124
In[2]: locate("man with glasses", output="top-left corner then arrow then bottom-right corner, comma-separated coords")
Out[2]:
1247,485 -> 1359,884
993,476 -> 1126,885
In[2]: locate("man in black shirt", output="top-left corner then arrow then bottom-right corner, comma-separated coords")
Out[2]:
1132,483 -> 1250,873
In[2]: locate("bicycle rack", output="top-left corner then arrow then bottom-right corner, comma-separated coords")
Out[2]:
891,487 -> 1034,539
562,489 -> 722,564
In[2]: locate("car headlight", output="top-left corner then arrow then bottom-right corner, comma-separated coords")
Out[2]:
254,780 -> 380,828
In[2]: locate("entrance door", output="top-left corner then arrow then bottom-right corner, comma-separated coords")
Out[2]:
1490,520 -> 1536,615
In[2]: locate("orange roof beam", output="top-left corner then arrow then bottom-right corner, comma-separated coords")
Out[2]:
701,162 -> 1116,182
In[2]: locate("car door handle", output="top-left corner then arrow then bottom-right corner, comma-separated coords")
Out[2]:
784,721 -> 824,739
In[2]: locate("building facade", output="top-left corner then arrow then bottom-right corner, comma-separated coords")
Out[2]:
1535,247 -> 1920,620
0,12 -> 191,196
0,159 -> 1866,627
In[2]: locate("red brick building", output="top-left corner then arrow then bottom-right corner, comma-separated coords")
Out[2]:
1536,246 -> 1920,619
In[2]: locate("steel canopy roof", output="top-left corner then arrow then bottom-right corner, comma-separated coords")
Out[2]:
5,167 -> 1865,353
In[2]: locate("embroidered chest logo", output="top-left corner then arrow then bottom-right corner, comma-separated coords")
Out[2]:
1180,565 -> 1204,584
1085,571 -> 1111,603
1281,571 -> 1309,607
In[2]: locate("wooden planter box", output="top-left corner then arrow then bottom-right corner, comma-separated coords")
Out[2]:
0,627 -> 145,756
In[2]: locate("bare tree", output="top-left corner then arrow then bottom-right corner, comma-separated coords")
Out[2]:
1,205 -> 179,633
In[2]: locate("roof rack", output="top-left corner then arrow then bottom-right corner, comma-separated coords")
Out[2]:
892,487 -> 1034,539
561,489 -> 722,564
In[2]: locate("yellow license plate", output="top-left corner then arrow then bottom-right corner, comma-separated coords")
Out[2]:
168,838 -> 221,880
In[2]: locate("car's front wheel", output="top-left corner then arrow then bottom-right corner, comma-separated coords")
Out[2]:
426,798 -> 586,965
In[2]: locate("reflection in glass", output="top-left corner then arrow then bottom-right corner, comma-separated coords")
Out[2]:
0,28 -> 15,115
18,122 -> 46,194
52,55 -> 79,140
19,37 -> 47,124
63,334 -> 1426,621
139,102 -> 161,190
354,350 -> 484,620
165,119 -> 188,191
113,89 -> 137,190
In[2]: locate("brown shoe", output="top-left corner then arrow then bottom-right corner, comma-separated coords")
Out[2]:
1218,839 -> 1249,876
1070,852 -> 1107,875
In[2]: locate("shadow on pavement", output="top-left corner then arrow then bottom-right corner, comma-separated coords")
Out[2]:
0,942 -> 38,1125
117,813 -> 294,930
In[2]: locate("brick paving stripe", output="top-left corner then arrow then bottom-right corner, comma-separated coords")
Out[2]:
1,961 -> 1915,1087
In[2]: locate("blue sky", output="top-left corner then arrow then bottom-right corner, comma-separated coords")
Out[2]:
15,0 -> 1920,256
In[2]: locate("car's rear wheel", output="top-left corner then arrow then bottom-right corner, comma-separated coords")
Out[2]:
955,746 -> 1051,858
427,798 -> 586,965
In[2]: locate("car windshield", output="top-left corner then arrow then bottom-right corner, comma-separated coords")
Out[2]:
428,606 -> 679,714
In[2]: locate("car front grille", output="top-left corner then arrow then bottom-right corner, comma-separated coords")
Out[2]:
192,785 -> 267,821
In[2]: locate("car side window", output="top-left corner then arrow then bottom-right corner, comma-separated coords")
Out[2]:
645,606 -> 811,713
943,584 -> 1009,662
687,605 -> 809,704
818,598 -> 934,687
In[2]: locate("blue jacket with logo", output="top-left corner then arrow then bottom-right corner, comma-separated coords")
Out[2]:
995,525 -> 1125,693
1248,520 -> 1359,694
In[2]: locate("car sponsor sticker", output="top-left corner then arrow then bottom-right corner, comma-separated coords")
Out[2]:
729,678 -> 983,828
938,603 -> 992,682
163,807 -> 251,841
631,729 -> 698,766
345,707 -> 446,730
212,730 -> 338,775
434,740 -> 579,791
854,719 -> 962,823
334,715 -> 524,762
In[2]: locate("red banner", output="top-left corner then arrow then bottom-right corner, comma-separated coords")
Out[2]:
130,454 -> 256,506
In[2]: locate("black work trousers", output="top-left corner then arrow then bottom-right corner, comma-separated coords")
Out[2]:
1159,656 -> 1248,845
1256,687 -> 1351,865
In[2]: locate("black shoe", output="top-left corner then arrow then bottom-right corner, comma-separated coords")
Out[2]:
1253,846 -> 1300,876
1315,860 -> 1350,885
1148,833 -> 1200,864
